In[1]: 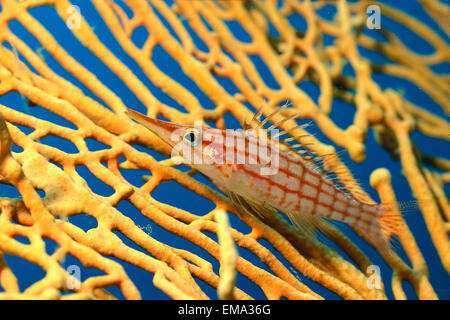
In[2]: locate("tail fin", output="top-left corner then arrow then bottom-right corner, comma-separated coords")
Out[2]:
370,200 -> 422,260
378,199 -> 420,239
378,204 -> 402,240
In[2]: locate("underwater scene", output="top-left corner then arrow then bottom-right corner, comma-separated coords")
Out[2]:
0,0 -> 449,301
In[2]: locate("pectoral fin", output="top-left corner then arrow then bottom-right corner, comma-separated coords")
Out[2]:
228,191 -> 322,243
285,210 -> 323,242
228,191 -> 276,220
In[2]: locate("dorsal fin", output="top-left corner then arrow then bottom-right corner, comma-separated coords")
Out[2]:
242,102 -> 373,205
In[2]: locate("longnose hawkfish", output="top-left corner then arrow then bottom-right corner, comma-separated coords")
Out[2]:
126,105 -> 404,254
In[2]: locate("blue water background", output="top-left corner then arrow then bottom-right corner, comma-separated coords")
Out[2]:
0,0 -> 449,299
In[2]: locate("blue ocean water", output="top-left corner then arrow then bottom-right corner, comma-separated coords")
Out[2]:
0,0 -> 449,299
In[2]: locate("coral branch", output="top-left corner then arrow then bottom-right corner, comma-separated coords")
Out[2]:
0,0 -> 448,300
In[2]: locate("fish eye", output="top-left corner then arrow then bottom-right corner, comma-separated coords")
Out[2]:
184,129 -> 200,147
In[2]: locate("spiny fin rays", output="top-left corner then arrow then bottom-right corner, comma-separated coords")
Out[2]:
242,102 -> 373,205
254,102 -> 291,131
243,103 -> 327,181
243,101 -> 266,131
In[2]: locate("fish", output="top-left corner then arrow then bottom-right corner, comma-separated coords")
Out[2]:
126,106 -> 403,255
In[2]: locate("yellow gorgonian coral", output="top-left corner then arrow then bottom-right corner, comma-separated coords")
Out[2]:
0,0 -> 449,300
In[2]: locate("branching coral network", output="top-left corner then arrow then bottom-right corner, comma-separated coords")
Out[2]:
0,0 -> 449,300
